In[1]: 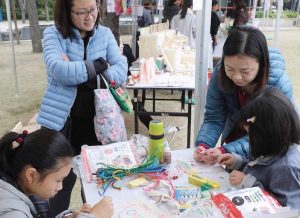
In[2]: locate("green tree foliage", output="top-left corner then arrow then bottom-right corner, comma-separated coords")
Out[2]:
255,10 -> 298,18
1,0 -> 55,20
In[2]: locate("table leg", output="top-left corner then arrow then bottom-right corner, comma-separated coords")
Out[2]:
134,89 -> 139,134
142,89 -> 146,105
187,90 -> 193,148
153,89 -> 156,112
80,180 -> 87,203
181,90 -> 185,111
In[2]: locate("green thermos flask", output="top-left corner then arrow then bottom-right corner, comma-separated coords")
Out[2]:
149,120 -> 165,163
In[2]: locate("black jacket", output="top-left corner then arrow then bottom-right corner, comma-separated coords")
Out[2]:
163,5 -> 180,24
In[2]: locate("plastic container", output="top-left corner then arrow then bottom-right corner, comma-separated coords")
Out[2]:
163,141 -> 171,165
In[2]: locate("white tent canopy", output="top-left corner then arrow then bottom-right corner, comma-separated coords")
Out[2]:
193,0 -> 211,141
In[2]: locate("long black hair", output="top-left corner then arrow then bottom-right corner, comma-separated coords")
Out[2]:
241,88 -> 300,160
0,128 -> 73,181
54,0 -> 100,39
218,25 -> 269,95
233,0 -> 249,27
167,0 -> 177,6
212,0 -> 218,7
180,0 -> 193,19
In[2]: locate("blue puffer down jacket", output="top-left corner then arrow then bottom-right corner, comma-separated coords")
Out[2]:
37,25 -> 127,131
195,48 -> 293,157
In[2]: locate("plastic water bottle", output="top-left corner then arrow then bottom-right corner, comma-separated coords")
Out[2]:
163,141 -> 171,165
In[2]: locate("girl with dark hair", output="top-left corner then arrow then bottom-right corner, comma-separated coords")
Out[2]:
218,88 -> 300,209
0,129 -> 113,217
37,0 -> 127,215
232,0 -> 249,27
163,0 -> 181,24
141,0 -> 154,27
194,26 -> 293,165
170,0 -> 196,48
211,0 -> 220,50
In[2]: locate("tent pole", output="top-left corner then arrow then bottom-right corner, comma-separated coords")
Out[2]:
252,0 -> 258,19
131,0 -> 138,58
248,0 -> 251,11
266,0 -> 270,31
5,0 -> 19,96
194,0 -> 212,143
274,0 -> 282,47
157,0 -> 163,23
263,0 -> 268,31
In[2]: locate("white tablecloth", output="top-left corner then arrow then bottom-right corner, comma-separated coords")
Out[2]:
80,147 -> 232,217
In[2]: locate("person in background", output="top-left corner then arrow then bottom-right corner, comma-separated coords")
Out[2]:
163,0 -> 181,25
210,0 -> 221,51
232,0 -> 249,27
194,26 -> 293,165
135,0 -> 155,57
170,0 -> 196,49
176,0 -> 183,8
218,88 -> 300,210
142,0 -> 154,27
37,0 -> 127,215
0,129 -> 114,218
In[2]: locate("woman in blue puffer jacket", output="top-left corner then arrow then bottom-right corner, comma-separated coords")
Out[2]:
37,0 -> 127,215
194,25 -> 293,165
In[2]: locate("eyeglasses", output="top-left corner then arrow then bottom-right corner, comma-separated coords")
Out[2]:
71,5 -> 99,20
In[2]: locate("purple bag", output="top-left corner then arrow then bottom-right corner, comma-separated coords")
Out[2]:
94,75 -> 127,144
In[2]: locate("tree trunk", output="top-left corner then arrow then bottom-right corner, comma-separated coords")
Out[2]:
252,0 -> 258,19
293,0 -> 298,10
18,0 -> 26,23
100,0 -> 120,45
102,13 -> 120,45
26,0 -> 42,53
45,0 -> 49,21
11,0 -> 20,44
257,0 -> 261,7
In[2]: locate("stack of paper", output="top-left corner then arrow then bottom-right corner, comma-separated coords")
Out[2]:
180,187 -> 299,218
81,141 -> 140,182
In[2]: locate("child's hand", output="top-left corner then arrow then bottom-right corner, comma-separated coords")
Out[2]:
193,146 -> 207,161
194,147 -> 222,165
62,53 -> 70,61
89,197 -> 114,218
79,203 -> 92,213
229,170 -> 245,186
65,204 -> 92,218
218,153 -> 235,166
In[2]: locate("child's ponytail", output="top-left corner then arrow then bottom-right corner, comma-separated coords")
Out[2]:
180,0 -> 192,19
0,131 -> 20,179
0,129 -> 73,182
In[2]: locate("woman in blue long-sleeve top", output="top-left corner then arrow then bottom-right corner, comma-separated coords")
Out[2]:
37,0 -> 127,215
194,25 -> 293,165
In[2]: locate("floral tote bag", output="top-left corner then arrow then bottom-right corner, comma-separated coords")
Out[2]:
94,75 -> 127,144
